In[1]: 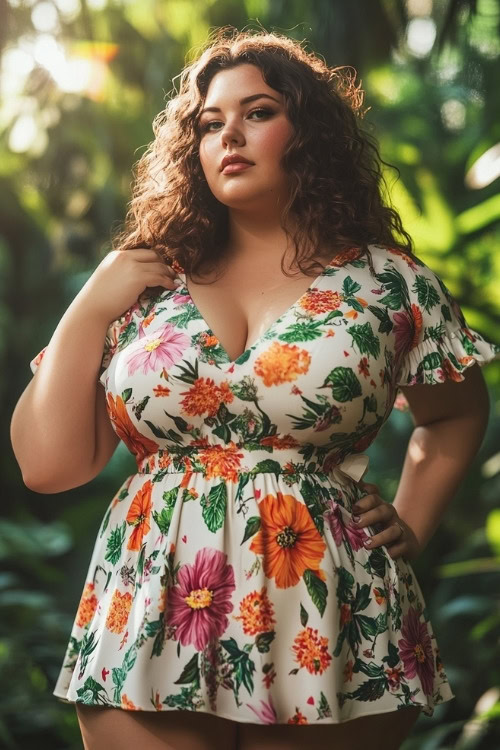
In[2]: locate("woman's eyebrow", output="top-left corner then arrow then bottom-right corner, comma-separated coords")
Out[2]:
199,93 -> 280,116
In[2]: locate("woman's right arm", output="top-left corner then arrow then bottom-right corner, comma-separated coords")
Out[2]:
10,249 -> 180,494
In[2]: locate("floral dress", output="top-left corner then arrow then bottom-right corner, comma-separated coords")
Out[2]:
30,243 -> 500,725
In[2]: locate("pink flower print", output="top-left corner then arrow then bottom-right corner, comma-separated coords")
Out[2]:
398,606 -> 435,696
127,323 -> 190,376
246,697 -> 278,724
324,500 -> 369,551
166,548 -> 235,651
174,291 -> 191,305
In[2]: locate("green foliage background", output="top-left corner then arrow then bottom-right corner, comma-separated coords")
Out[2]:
1,0 -> 500,747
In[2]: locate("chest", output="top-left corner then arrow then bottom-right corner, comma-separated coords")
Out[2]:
185,259 -> 329,363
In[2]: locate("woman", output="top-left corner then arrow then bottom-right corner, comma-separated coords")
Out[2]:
11,27 -> 500,750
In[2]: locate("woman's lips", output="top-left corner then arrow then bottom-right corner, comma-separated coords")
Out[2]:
221,162 -> 254,174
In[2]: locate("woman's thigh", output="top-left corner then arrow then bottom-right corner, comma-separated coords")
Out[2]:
75,704 -> 238,750
237,706 -> 422,750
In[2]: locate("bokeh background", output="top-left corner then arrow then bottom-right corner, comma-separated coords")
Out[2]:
1,0 -> 500,747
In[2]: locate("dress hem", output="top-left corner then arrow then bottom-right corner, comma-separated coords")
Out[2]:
53,689 -> 456,725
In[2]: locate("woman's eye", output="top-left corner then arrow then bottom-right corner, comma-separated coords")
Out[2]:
249,107 -> 272,120
200,108 -> 273,133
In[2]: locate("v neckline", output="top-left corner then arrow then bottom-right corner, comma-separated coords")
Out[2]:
180,254 -> 342,366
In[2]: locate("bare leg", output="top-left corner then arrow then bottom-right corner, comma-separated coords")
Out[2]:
76,705 -> 238,750
238,706 -> 422,750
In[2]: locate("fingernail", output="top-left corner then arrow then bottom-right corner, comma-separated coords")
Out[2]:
352,515 -> 360,523
173,279 -> 183,288
363,538 -> 372,546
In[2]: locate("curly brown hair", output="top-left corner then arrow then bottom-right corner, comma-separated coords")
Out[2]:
112,26 -> 415,279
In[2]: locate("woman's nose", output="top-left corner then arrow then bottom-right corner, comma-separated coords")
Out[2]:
220,121 -> 244,147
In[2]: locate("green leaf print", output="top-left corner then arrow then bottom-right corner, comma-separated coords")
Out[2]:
248,459 -> 283,476
200,483 -> 227,533
336,567 -> 355,604
367,305 -> 393,334
118,320 -> 138,348
121,388 -> 132,403
353,582 -> 371,612
356,614 -> 379,639
325,367 -> 362,402
241,516 -> 261,545
343,276 -> 362,297
317,691 -> 332,719
303,569 -> 328,617
376,267 -> 409,310
300,602 -> 309,627
152,487 -> 178,535
413,275 -> 440,313
220,637 -> 256,698
441,303 -> 452,322
146,617 -> 165,658
153,507 -> 174,534
144,419 -> 171,439
368,548 -> 389,578
104,522 -> 126,565
76,676 -> 110,706
350,678 -> 387,702
77,629 -> 99,680
354,659 -> 385,678
345,297 -> 365,313
421,351 -> 442,371
213,423 -> 232,443
382,641 -> 400,668
163,684 -> 204,711
300,478 -> 325,534
278,320 -> 324,343
174,653 -> 200,685
348,322 -> 380,358
99,506 -> 112,538
255,631 -> 275,653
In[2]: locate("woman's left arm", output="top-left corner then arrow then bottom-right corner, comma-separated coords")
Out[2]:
351,363 -> 491,561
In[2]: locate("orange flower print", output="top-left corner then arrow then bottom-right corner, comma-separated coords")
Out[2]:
126,480 -> 153,550
153,690 -> 163,711
198,442 -> 244,482
249,493 -> 326,588
292,627 -> 332,675
330,246 -> 362,266
298,289 -> 342,315
105,589 -> 133,634
180,377 -> 234,417
153,384 -> 171,397
260,434 -> 300,449
343,659 -> 354,682
374,587 -> 386,605
340,603 -> 352,627
254,342 -> 311,387
287,708 -> 309,724
409,303 -> 423,349
121,693 -> 138,710
358,357 -> 370,377
441,358 -> 464,383
75,582 -> 98,628
235,588 -> 276,636
106,393 -> 159,462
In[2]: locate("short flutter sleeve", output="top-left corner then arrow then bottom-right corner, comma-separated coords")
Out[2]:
384,249 -> 500,388
29,310 -> 134,387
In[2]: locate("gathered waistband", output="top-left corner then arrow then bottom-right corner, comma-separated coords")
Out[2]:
135,446 -> 370,485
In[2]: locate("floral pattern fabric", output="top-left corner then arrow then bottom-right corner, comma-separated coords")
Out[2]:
30,243 -> 500,724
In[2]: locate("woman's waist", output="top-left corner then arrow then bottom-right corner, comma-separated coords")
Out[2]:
134,444 -> 369,485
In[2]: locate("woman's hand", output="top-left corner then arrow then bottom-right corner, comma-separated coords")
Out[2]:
80,248 -> 183,325
352,481 -> 422,561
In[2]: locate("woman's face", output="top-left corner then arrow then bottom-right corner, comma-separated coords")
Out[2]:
197,63 -> 294,213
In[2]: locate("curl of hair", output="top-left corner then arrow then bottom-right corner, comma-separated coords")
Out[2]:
112,26 -> 415,281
